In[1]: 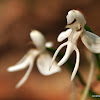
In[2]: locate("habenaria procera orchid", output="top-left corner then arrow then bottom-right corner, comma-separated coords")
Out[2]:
8,30 -> 61,88
50,10 -> 100,81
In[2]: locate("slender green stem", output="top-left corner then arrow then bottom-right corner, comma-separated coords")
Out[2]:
71,79 -> 77,100
97,74 -> 100,81
81,53 -> 95,100
95,54 -> 100,70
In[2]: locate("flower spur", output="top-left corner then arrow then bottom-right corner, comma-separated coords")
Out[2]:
50,9 -> 100,81
7,30 -> 61,88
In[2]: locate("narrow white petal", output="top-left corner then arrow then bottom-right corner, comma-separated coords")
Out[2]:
16,58 -> 34,88
45,42 -> 53,48
7,56 -> 31,72
50,42 -> 68,70
57,29 -> 72,42
57,42 -> 75,67
7,49 -> 39,72
81,30 -> 100,53
71,47 -> 80,81
37,53 -> 61,76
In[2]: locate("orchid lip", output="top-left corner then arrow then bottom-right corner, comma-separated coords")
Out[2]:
57,42 -> 75,67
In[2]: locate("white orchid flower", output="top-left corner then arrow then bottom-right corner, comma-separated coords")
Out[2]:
50,9 -> 100,81
7,30 -> 61,88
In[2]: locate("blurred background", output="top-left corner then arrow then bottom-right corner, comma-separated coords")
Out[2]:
0,0 -> 100,99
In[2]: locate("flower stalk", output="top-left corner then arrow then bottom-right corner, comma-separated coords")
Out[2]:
81,53 -> 95,100
71,79 -> 77,100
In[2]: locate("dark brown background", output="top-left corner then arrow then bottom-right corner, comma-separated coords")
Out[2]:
0,0 -> 100,100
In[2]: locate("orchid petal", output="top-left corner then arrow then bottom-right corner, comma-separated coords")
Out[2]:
81,30 -> 100,53
7,56 -> 31,72
67,11 -> 75,25
67,10 -> 86,26
71,47 -> 80,81
50,42 -> 68,70
57,42 -> 75,67
57,29 -> 72,42
37,53 -> 61,76
73,10 -> 86,25
16,58 -> 34,88
45,42 -> 53,48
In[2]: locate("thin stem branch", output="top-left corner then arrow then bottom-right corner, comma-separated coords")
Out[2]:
71,79 -> 77,100
81,53 -> 95,100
